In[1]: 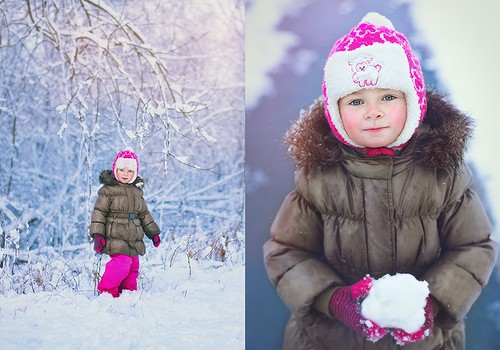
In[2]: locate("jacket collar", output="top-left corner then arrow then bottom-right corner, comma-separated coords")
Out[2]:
99,169 -> 144,188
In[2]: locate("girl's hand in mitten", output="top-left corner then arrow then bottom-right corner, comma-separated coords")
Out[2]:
392,296 -> 434,345
152,234 -> 161,248
93,234 -> 106,253
330,276 -> 387,342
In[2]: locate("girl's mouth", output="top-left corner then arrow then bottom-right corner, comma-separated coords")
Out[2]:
365,126 -> 388,132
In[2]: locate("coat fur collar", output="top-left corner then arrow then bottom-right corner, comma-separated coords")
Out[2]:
99,169 -> 145,188
285,91 -> 473,173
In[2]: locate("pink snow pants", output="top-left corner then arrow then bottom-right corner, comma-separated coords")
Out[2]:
98,254 -> 140,298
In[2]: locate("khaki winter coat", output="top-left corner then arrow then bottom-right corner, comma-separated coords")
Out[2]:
90,170 -> 160,257
264,92 -> 497,350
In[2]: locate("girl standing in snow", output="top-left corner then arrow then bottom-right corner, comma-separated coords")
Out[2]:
90,148 -> 161,297
263,12 -> 497,349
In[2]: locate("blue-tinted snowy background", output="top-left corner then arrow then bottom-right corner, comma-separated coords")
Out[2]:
0,1 -> 245,348
246,0 -> 500,349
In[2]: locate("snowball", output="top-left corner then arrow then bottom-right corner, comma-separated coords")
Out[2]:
361,273 -> 429,333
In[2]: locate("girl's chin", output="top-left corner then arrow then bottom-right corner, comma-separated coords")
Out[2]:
362,143 -> 388,148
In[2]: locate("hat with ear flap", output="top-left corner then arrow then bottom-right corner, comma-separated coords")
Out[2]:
322,12 -> 427,149
112,147 -> 139,183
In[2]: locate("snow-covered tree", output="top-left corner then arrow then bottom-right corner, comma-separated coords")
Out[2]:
0,0 -> 244,271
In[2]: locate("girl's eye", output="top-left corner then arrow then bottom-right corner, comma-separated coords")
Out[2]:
382,95 -> 396,101
348,99 -> 363,106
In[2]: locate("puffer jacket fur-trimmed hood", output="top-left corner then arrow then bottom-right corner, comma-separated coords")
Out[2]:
99,169 -> 145,189
285,91 -> 473,173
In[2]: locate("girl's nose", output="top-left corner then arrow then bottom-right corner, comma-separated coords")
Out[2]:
365,103 -> 383,120
365,112 -> 383,120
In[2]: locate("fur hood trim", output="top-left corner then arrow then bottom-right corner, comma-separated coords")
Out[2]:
285,91 -> 473,172
99,169 -> 145,188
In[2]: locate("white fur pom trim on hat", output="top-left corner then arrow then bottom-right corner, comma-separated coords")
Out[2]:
360,12 -> 395,29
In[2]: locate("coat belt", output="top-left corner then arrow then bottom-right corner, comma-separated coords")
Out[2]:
111,213 -> 137,220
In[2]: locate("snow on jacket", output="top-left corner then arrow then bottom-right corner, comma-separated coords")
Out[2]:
263,91 -> 497,350
90,170 -> 160,257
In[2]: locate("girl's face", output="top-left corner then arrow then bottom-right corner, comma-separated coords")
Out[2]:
338,88 -> 407,148
116,168 -> 135,184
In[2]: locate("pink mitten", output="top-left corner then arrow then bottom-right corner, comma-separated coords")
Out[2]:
392,296 -> 434,345
330,277 -> 387,342
93,234 -> 106,253
152,234 -> 161,248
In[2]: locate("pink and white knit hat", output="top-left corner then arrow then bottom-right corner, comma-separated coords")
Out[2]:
112,147 -> 139,183
323,12 -> 427,149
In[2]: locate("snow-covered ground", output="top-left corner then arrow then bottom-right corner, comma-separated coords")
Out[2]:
0,254 -> 244,350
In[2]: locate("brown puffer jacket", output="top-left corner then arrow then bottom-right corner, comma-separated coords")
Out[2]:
90,170 -> 160,256
263,91 -> 497,350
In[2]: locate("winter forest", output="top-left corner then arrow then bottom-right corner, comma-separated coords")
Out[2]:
0,0 -> 244,348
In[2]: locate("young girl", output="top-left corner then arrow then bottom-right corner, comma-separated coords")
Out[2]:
264,12 -> 497,349
90,147 -> 161,297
